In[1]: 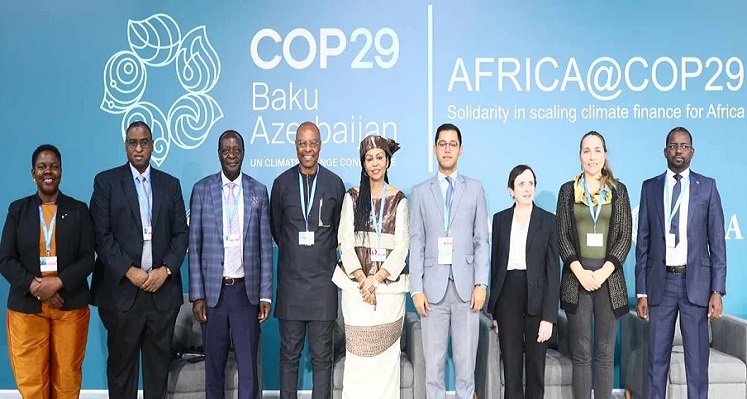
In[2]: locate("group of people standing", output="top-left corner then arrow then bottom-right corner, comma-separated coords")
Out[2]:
0,120 -> 726,399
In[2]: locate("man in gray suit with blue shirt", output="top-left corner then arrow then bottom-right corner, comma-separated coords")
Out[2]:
410,123 -> 490,399
188,130 -> 273,399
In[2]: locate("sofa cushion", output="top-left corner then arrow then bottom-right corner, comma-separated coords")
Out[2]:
669,348 -> 746,384
333,352 -> 413,390
167,353 -> 239,393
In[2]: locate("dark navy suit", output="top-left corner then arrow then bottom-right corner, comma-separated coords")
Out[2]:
635,170 -> 726,399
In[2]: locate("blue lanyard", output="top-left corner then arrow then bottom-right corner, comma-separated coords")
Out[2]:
298,169 -> 319,231
136,176 -> 152,227
38,206 -> 57,255
223,183 -> 241,225
371,183 -> 387,240
581,176 -> 607,233
664,174 -> 689,232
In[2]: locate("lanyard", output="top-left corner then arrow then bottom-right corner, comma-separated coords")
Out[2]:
664,174 -> 689,232
223,182 -> 242,226
38,206 -> 57,256
581,176 -> 607,234
298,169 -> 319,231
136,176 -> 152,227
371,182 -> 387,240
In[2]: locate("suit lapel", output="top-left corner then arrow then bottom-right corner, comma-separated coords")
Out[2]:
687,171 -> 702,234
502,207 -> 513,259
150,169 -> 163,227
120,165 -> 143,232
210,173 -> 224,240
654,173 -> 666,232
429,176 -> 445,221
525,204 -> 541,253
448,175 -> 466,226
242,173 -> 252,234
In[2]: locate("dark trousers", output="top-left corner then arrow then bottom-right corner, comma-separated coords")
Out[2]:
278,319 -> 334,399
99,291 -> 179,399
495,270 -> 547,399
567,282 -> 618,399
202,283 -> 260,399
648,274 -> 710,399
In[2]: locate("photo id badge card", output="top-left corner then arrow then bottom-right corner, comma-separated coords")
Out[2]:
586,233 -> 604,247
666,233 -> 676,248
224,233 -> 242,248
438,236 -> 454,265
371,248 -> 387,262
143,226 -> 153,241
39,256 -> 58,273
299,231 -> 315,246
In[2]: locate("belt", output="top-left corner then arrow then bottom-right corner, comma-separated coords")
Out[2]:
666,265 -> 686,275
223,277 -> 245,285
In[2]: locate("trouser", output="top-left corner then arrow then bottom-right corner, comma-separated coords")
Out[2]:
7,304 -> 90,399
279,319 -> 334,399
567,282 -> 618,399
495,270 -> 547,399
99,291 -> 178,399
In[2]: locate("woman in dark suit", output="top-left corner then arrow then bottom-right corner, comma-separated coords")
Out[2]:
0,144 -> 95,398
487,164 -> 560,399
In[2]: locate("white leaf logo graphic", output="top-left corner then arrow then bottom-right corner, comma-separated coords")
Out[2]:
128,14 -> 182,67
100,51 -> 147,114
169,93 -> 223,150
101,13 -> 223,166
176,26 -> 221,94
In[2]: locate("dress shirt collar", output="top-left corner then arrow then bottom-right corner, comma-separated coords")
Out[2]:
437,169 -> 458,184
129,163 -> 151,182
666,167 -> 690,181
221,171 -> 243,189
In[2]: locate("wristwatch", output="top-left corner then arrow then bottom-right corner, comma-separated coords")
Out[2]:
164,266 -> 172,276
475,284 -> 487,289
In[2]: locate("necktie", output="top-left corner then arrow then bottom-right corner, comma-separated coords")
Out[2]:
445,176 -> 454,217
225,183 -> 242,271
138,176 -> 152,273
670,174 -> 682,247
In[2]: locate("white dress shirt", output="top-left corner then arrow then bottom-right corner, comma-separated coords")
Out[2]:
507,215 -> 529,271
665,168 -> 690,266
221,172 -> 244,278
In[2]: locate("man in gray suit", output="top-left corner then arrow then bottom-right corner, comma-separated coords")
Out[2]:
410,123 -> 490,399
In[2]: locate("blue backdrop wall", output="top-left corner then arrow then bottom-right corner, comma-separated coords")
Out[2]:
2,0 -> 746,390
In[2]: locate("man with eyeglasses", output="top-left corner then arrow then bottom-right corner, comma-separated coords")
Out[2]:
188,130 -> 273,399
269,121 -> 344,399
409,123 -> 490,399
635,126 -> 726,399
90,121 -> 189,399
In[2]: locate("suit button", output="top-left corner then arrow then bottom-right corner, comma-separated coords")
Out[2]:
221,261 -> 224,265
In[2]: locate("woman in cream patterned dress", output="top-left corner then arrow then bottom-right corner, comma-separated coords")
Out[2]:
332,135 -> 409,399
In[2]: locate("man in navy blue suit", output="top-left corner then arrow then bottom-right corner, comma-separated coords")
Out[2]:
189,130 -> 273,399
635,126 -> 727,399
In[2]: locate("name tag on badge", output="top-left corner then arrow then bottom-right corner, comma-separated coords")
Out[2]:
224,233 -> 242,248
143,226 -> 153,241
371,248 -> 387,262
40,256 -> 58,273
299,231 -> 314,246
666,233 -> 677,248
587,233 -> 604,247
438,236 -> 453,265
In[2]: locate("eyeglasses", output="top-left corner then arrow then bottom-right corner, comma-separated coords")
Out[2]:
127,139 -> 151,149
219,148 -> 243,156
437,140 -> 460,150
666,143 -> 692,151
296,140 -> 320,149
